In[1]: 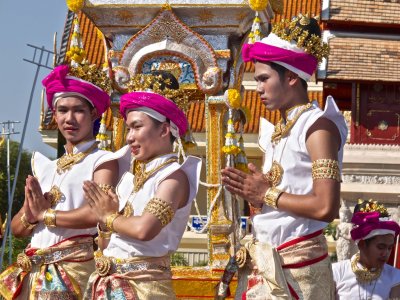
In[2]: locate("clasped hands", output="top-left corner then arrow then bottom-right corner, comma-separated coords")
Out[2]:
221,163 -> 270,208
23,175 -> 51,224
83,181 -> 119,225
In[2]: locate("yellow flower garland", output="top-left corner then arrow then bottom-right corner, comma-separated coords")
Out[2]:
66,0 -> 84,13
248,0 -> 269,11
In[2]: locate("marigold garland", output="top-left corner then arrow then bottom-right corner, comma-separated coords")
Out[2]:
66,0 -> 84,13
248,0 -> 269,11
224,89 -> 242,109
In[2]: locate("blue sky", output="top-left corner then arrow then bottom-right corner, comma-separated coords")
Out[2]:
0,1 -> 68,158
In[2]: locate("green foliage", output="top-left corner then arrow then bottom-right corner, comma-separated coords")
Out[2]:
324,222 -> 337,241
0,140 -> 32,221
171,252 -> 189,266
1,236 -> 30,269
193,260 -> 208,267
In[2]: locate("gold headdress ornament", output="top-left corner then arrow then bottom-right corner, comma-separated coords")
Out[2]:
126,73 -> 190,114
271,13 -> 329,62
357,199 -> 389,217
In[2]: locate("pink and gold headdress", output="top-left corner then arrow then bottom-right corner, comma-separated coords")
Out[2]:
242,14 -> 329,81
351,199 -> 400,244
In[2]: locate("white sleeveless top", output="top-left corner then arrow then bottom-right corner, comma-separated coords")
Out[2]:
104,149 -> 201,258
30,140 -> 110,248
333,256 -> 400,299
254,96 -> 348,246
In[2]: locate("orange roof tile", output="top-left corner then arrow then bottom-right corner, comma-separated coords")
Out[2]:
324,35 -> 400,82
328,0 -> 400,25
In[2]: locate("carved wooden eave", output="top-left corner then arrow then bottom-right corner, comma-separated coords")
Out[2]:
82,0 -> 273,37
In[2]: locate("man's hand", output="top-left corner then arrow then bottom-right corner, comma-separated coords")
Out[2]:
25,175 -> 51,222
83,181 -> 119,224
221,163 -> 270,207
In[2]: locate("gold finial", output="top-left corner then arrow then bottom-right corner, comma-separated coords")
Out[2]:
162,0 -> 172,10
299,13 -> 310,26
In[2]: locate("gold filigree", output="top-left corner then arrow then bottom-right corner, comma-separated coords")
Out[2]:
263,187 -> 283,209
56,142 -> 99,174
105,212 -> 120,232
263,160 -> 284,187
357,199 -> 388,217
235,246 -> 247,268
312,159 -> 341,182
351,253 -> 382,283
20,213 -> 38,231
68,64 -> 112,94
271,102 -> 312,144
271,16 -> 329,62
95,255 -> 112,277
122,203 -> 133,217
48,185 -> 63,207
132,157 -> 178,193
17,253 -> 32,272
143,197 -> 175,227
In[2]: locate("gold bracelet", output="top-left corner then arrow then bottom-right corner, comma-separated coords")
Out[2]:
105,212 -> 120,232
20,213 -> 38,230
312,159 -> 341,182
97,223 -> 112,239
98,183 -> 115,194
143,197 -> 175,227
43,209 -> 57,228
263,187 -> 283,209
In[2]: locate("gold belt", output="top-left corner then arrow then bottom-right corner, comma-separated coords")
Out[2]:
94,251 -> 171,277
17,242 -> 93,272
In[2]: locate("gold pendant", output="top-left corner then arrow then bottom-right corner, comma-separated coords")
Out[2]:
122,203 -> 134,217
263,160 -> 284,187
48,185 -> 63,207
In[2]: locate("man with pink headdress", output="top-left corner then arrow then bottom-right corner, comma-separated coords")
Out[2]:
0,65 -> 118,299
221,15 -> 347,299
333,200 -> 400,299
82,72 -> 201,299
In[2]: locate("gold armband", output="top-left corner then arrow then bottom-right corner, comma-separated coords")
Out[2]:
143,197 -> 175,227
98,183 -> 116,194
97,223 -> 112,239
105,212 -> 120,232
43,209 -> 57,228
20,213 -> 38,230
312,159 -> 341,182
263,187 -> 283,209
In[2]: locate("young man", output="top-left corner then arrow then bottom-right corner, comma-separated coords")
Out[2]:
221,15 -> 348,299
333,200 -> 400,299
0,65 -> 118,299
82,73 -> 202,299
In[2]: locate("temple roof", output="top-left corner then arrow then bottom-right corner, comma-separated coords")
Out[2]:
319,33 -> 400,82
42,1 -> 323,134
323,0 -> 400,26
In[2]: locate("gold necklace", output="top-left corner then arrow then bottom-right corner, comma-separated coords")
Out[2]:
122,156 -> 178,217
49,142 -> 99,207
351,253 -> 382,284
56,142 -> 99,174
271,102 -> 312,144
263,160 -> 284,187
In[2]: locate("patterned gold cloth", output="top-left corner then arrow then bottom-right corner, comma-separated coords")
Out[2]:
84,254 -> 175,300
236,231 -> 335,300
0,235 -> 95,300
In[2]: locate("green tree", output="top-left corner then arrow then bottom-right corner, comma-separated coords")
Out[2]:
0,140 -> 32,220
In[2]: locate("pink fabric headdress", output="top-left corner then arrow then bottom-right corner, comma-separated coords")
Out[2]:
42,65 -> 110,117
120,91 -> 188,137
350,211 -> 400,243
242,33 -> 318,81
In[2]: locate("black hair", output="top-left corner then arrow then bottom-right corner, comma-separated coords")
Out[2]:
267,62 -> 308,90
